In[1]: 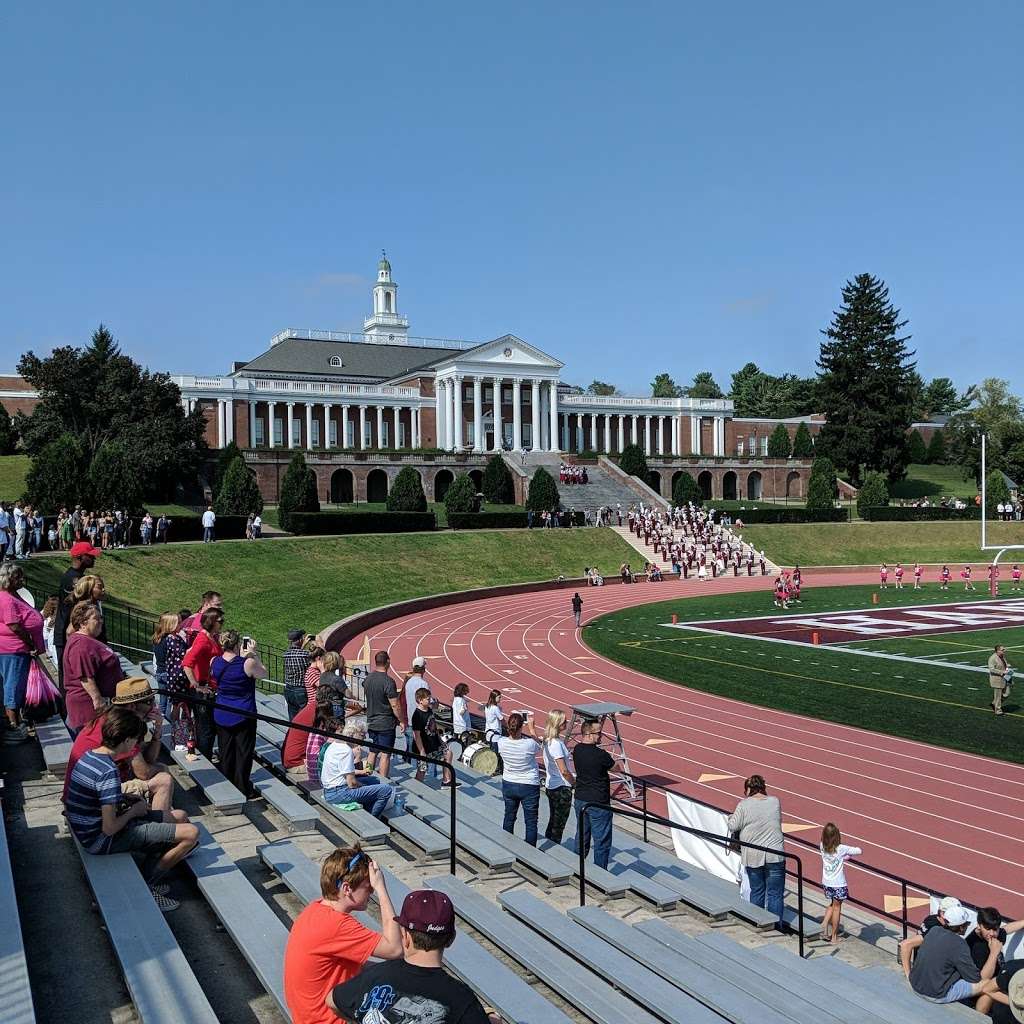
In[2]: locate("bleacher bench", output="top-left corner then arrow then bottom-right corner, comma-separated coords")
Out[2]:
301,782 -> 390,847
35,717 -> 74,777
1,798 -> 36,1024
164,741 -> 246,815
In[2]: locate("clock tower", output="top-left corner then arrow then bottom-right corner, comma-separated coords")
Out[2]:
363,250 -> 410,343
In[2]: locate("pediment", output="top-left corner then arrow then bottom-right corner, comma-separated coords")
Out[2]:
433,334 -> 563,372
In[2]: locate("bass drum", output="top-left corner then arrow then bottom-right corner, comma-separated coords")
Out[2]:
462,741 -> 500,777
444,733 -> 464,762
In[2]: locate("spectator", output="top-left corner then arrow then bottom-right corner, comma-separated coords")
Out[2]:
283,845 -> 402,1024
63,601 -> 125,736
819,822 -> 861,944
202,505 -> 216,543
402,656 -> 429,764
902,904 -> 986,1004
363,651 -> 402,780
306,701 -> 341,788
0,563 -> 44,742
541,709 -> 574,844
571,591 -> 583,628
63,677 -> 175,813
165,612 -> 193,750
451,682 -> 470,741
151,612 -> 180,718
65,706 -> 198,911
304,645 -> 326,707
572,720 -> 615,869
983,962 -> 1024,1024
327,890 -> 495,1024
68,574 -> 107,634
283,684 -> 329,776
284,629 -> 312,719
989,644 -> 1011,716
181,591 -> 223,642
140,511 -> 153,546
411,686 -> 453,784
53,540 -> 100,690
156,514 -> 170,543
969,906 -> 1024,1016
498,711 -> 541,846
727,774 -> 786,921
211,630 -> 268,799
321,721 -> 394,818
483,689 -> 504,751
318,651 -> 347,720
252,513 -> 262,539
41,596 -> 58,665
181,606 -> 225,759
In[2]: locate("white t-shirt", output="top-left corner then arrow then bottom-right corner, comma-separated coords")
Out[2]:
252,516 -> 262,529
202,510 -> 216,527
820,843 -> 862,888
484,704 -> 504,740
498,737 -> 541,785
452,695 -> 469,734
404,673 -> 428,726
543,738 -> 571,790
320,741 -> 356,790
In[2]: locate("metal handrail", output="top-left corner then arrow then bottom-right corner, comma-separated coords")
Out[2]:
577,800 -> 807,957
158,687 -> 458,875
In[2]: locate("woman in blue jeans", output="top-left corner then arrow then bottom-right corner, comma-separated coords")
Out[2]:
320,722 -> 394,818
726,774 -> 786,920
497,712 -> 541,846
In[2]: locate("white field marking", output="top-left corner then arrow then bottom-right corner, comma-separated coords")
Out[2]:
513,655 -> 529,660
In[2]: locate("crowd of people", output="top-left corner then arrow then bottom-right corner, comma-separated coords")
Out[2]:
558,463 -> 589,485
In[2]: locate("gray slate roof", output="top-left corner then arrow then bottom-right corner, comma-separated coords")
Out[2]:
235,338 -> 460,382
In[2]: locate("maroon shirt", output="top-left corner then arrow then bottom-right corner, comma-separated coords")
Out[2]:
62,632 -> 125,730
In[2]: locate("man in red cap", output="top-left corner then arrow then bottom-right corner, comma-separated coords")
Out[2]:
54,540 -> 101,690
327,889 -> 497,1023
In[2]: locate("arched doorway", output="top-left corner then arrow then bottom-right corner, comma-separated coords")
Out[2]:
330,468 -> 353,504
366,469 -> 389,503
647,470 -> 662,495
785,470 -> 801,499
746,471 -> 763,501
722,471 -> 738,501
697,471 -> 713,500
469,469 -> 483,492
433,469 -> 454,502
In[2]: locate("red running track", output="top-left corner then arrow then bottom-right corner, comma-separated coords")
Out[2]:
341,572 -> 1024,920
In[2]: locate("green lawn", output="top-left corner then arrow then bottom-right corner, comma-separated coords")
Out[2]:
0,454 -> 30,499
890,462 -> 977,500
586,585 -> 1024,764
22,529 -> 635,645
743,520 -> 1024,567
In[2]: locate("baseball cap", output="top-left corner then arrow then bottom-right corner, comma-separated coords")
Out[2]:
938,896 -> 962,915
288,629 -> 305,642
944,905 -> 970,927
70,541 -> 101,558
412,655 -> 426,669
394,889 -> 455,940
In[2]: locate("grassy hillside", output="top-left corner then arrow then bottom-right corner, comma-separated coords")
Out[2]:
890,462 -> 976,500
0,454 -> 30,499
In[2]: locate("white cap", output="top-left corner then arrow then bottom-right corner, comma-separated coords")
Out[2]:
411,656 -> 426,669
939,896 -> 962,915
944,905 -> 970,927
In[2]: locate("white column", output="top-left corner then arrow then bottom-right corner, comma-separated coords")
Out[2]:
531,379 -> 541,451
645,415 -> 653,456
393,406 -> 401,448
305,403 -> 313,449
548,380 -> 559,453
286,402 -> 295,449
472,377 -> 483,452
324,403 -> 333,449
443,381 -> 452,450
359,406 -> 367,450
453,376 -> 464,450
717,416 -> 725,456
631,414 -> 638,445
410,407 -> 418,448
493,376 -> 503,450
216,400 -> 225,448
617,415 -> 625,452
657,415 -> 665,456
690,415 -> 701,455
670,416 -> 678,456
603,413 -> 612,454
512,378 -> 523,450
339,405 -> 349,448
267,401 -> 276,449
434,382 -> 444,450
248,401 -> 257,448
574,413 -> 583,453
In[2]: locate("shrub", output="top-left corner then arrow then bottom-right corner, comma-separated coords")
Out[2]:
619,443 -> 649,481
481,454 -> 515,504
215,456 -> 263,515
985,470 -> 1010,517
792,421 -> 815,458
767,423 -> 792,458
443,473 -> 477,515
525,467 -> 560,512
926,428 -> 947,465
288,511 -> 435,535
386,466 -> 427,512
856,471 -> 889,518
278,452 -> 320,532
907,429 -> 928,464
860,506 -> 979,521
448,511 -> 529,529
672,471 -> 701,506
727,507 -> 848,524
806,456 -> 837,511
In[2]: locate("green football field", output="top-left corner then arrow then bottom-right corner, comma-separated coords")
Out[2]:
584,584 -> 1024,764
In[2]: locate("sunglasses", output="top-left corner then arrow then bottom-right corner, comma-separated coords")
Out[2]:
336,851 -> 366,891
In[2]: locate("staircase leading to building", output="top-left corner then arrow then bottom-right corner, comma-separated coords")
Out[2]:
506,454 -> 644,513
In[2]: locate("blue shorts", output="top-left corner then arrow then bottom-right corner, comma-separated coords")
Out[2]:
368,728 -> 397,756
922,978 -> 977,1004
0,653 -> 31,710
824,885 -> 849,902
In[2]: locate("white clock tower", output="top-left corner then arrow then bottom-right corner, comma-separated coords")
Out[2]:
363,250 -> 410,342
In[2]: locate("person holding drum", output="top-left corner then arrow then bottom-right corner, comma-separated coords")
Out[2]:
484,689 -> 504,751
498,712 -> 541,846
451,683 -> 471,741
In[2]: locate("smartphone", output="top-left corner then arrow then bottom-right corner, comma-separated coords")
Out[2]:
243,635 -> 253,648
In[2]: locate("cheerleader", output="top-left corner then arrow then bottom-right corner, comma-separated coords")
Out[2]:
963,565 -> 976,591
879,563 -> 889,589
1012,564 -> 1021,591
913,563 -> 923,590
894,564 -> 904,590
773,576 -> 785,608
940,565 -> 951,590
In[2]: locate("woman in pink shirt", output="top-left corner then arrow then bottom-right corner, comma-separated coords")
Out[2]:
0,564 -> 45,742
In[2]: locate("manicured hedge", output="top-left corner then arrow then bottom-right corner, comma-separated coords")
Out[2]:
448,511 -> 529,530
287,511 -> 436,535
860,506 -> 980,521
726,507 -> 849,524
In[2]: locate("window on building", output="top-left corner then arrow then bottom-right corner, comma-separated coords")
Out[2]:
381,422 -> 389,447
329,356 -> 342,367
523,389 -> 532,404
760,436 -> 769,457
274,419 -> 283,446
292,420 -> 302,447
363,421 -> 372,447
748,436 -> 756,456
398,423 -> 406,447
523,424 -> 533,448
503,387 -> 512,404
311,421 -> 320,448
255,419 -> 265,446
484,386 -> 493,402
329,421 -> 338,447
384,291 -> 392,313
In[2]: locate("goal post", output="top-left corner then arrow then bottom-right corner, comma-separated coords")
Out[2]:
979,433 -> 1024,595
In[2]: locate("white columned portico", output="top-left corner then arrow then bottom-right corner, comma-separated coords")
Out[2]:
453,376 -> 464,451
444,380 -> 454,450
644,415 -> 653,456
671,416 -> 679,456
548,380 -> 558,452
572,413 -> 581,452
286,402 -> 295,449
493,376 -> 503,451
472,377 -> 483,452
715,416 -> 725,456
531,379 -> 541,451
588,413 -> 596,451
512,378 -> 523,450
411,407 -> 419,448
324,403 -> 333,449
617,415 -> 625,452
359,406 -> 367,450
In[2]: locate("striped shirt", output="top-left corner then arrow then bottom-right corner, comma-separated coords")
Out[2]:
65,750 -> 121,853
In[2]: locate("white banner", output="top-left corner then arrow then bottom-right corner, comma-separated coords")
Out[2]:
665,791 -> 746,896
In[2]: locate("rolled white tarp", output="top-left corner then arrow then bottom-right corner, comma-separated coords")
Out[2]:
665,791 -> 748,898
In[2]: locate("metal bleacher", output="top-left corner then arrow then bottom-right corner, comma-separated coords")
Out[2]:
1,782 -> 36,1024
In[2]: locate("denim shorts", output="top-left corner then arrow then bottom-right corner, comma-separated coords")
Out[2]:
920,978 -> 977,1004
108,810 -> 179,853
368,728 -> 397,754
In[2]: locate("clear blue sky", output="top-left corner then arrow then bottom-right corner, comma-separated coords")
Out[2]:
3,1 -> 1022,397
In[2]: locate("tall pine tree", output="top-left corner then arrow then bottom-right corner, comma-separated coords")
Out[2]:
816,274 -> 917,485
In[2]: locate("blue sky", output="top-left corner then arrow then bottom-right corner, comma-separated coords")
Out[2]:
3,1 -> 1022,397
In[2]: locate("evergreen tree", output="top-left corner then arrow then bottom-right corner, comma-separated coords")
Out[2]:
0,402 -> 16,455
651,373 -> 684,398
985,469 -> 1010,517
672,471 -> 701,506
792,421 -> 815,458
816,274 -> 917,484
443,472 -> 477,514
907,429 -> 928,464
767,423 -> 792,458
215,456 -> 264,515
856,471 -> 889,518
525,467 -> 560,512
278,452 -> 319,532
619,443 -> 649,481
481,454 -> 514,504
25,434 -> 86,510
805,456 -> 837,511
215,440 -> 242,490
89,440 -> 144,511
926,428 -> 947,465
685,371 -> 724,399
586,381 -> 618,396
386,466 -> 427,512
920,377 -> 961,417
